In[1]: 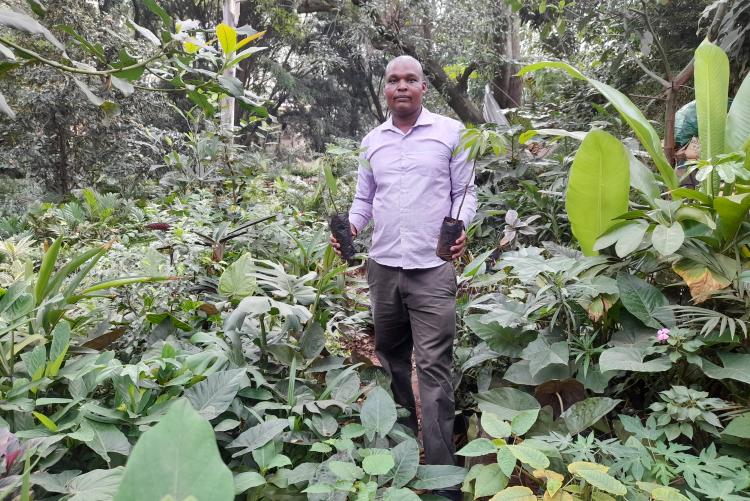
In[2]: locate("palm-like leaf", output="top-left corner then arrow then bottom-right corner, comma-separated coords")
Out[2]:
251,259 -> 317,306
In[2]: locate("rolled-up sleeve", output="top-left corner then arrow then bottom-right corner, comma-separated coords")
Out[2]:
349,137 -> 374,232
449,128 -> 476,226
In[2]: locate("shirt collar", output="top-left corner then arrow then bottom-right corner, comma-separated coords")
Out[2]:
382,107 -> 436,133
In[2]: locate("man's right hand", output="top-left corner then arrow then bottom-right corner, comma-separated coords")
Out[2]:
330,224 -> 357,257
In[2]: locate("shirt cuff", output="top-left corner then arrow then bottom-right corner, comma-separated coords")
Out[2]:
348,213 -> 369,233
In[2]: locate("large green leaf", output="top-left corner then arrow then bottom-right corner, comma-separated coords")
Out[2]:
474,464 -> 509,498
695,39 -> 729,160
184,368 -> 245,419
323,162 -> 338,198
328,460 -> 364,481
227,418 -> 289,457
216,23 -> 237,55
218,254 -> 257,300
575,469 -> 627,496
651,222 -> 685,256
594,221 -> 649,258
560,397 -> 620,435
503,359 -> 571,386
35,237 -> 62,306
361,387 -> 397,440
474,387 -> 540,422
714,194 -> 750,244
411,465 -> 467,490
490,486 -> 536,500
362,453 -> 395,475
233,472 -> 265,494
599,346 -> 671,373
383,488 -> 421,501
386,438 -> 420,488
616,273 -> 669,329
456,438 -> 497,457
519,61 -> 678,190
482,413 -> 512,439
701,352 -> 750,384
465,315 -> 535,357
114,399 -> 234,501
506,444 -> 549,469
723,412 -> 750,439
726,71 -> 750,152
67,468 -> 124,501
80,419 -> 131,464
565,130 -> 630,255
650,486 -> 691,501
527,340 -> 569,378
629,150 -> 660,203
45,320 -> 70,377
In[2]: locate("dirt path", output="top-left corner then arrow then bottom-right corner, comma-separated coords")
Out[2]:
341,331 -> 423,432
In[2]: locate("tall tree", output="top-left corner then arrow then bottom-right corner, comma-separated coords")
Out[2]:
221,0 -> 241,134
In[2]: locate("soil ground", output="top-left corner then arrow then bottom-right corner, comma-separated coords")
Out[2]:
341,331 -> 423,432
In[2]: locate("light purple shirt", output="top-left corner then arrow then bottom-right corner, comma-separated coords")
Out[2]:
349,108 -> 476,269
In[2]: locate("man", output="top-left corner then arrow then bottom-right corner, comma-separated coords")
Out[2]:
331,55 -> 476,501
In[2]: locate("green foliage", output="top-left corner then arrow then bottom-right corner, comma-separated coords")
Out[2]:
519,60 -> 680,190
565,130 -> 630,256
3,3 -> 750,501
114,399 -> 234,501
0,2 -> 267,119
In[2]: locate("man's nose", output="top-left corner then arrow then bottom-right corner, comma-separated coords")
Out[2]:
396,79 -> 408,90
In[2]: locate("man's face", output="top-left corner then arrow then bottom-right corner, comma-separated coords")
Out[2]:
384,60 -> 426,117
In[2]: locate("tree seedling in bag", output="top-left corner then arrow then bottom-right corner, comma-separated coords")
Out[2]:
322,160 -> 357,265
437,125 -> 507,261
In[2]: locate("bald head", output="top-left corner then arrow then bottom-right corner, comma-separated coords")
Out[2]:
385,55 -> 425,82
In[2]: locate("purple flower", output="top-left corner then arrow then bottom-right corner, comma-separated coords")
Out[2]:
656,328 -> 670,342
0,428 -> 22,476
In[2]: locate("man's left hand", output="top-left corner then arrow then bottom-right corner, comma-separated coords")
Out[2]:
450,231 -> 467,260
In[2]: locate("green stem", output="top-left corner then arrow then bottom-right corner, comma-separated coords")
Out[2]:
9,326 -> 15,386
258,314 -> 268,370
327,190 -> 340,215
0,36 -> 171,76
454,159 -> 477,222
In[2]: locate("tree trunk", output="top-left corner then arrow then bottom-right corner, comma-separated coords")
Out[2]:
422,58 -> 484,124
221,0 -> 240,135
492,4 -> 523,109
53,114 -> 70,194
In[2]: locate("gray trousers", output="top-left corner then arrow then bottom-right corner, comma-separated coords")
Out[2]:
367,259 -> 457,466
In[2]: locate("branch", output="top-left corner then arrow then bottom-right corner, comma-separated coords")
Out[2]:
622,13 -> 669,87
0,36 -> 171,76
628,93 -> 666,101
637,1 -> 672,79
633,57 -> 670,87
296,0 -> 338,13
456,62 -> 477,93
707,0 -> 729,42
364,71 -> 385,122
133,84 -> 184,93
673,58 -> 695,87
295,0 -> 369,12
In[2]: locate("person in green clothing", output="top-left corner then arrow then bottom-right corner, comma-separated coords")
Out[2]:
675,100 -> 698,150
674,101 -> 700,187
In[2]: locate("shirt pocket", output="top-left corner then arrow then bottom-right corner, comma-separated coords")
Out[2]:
404,149 -> 451,178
